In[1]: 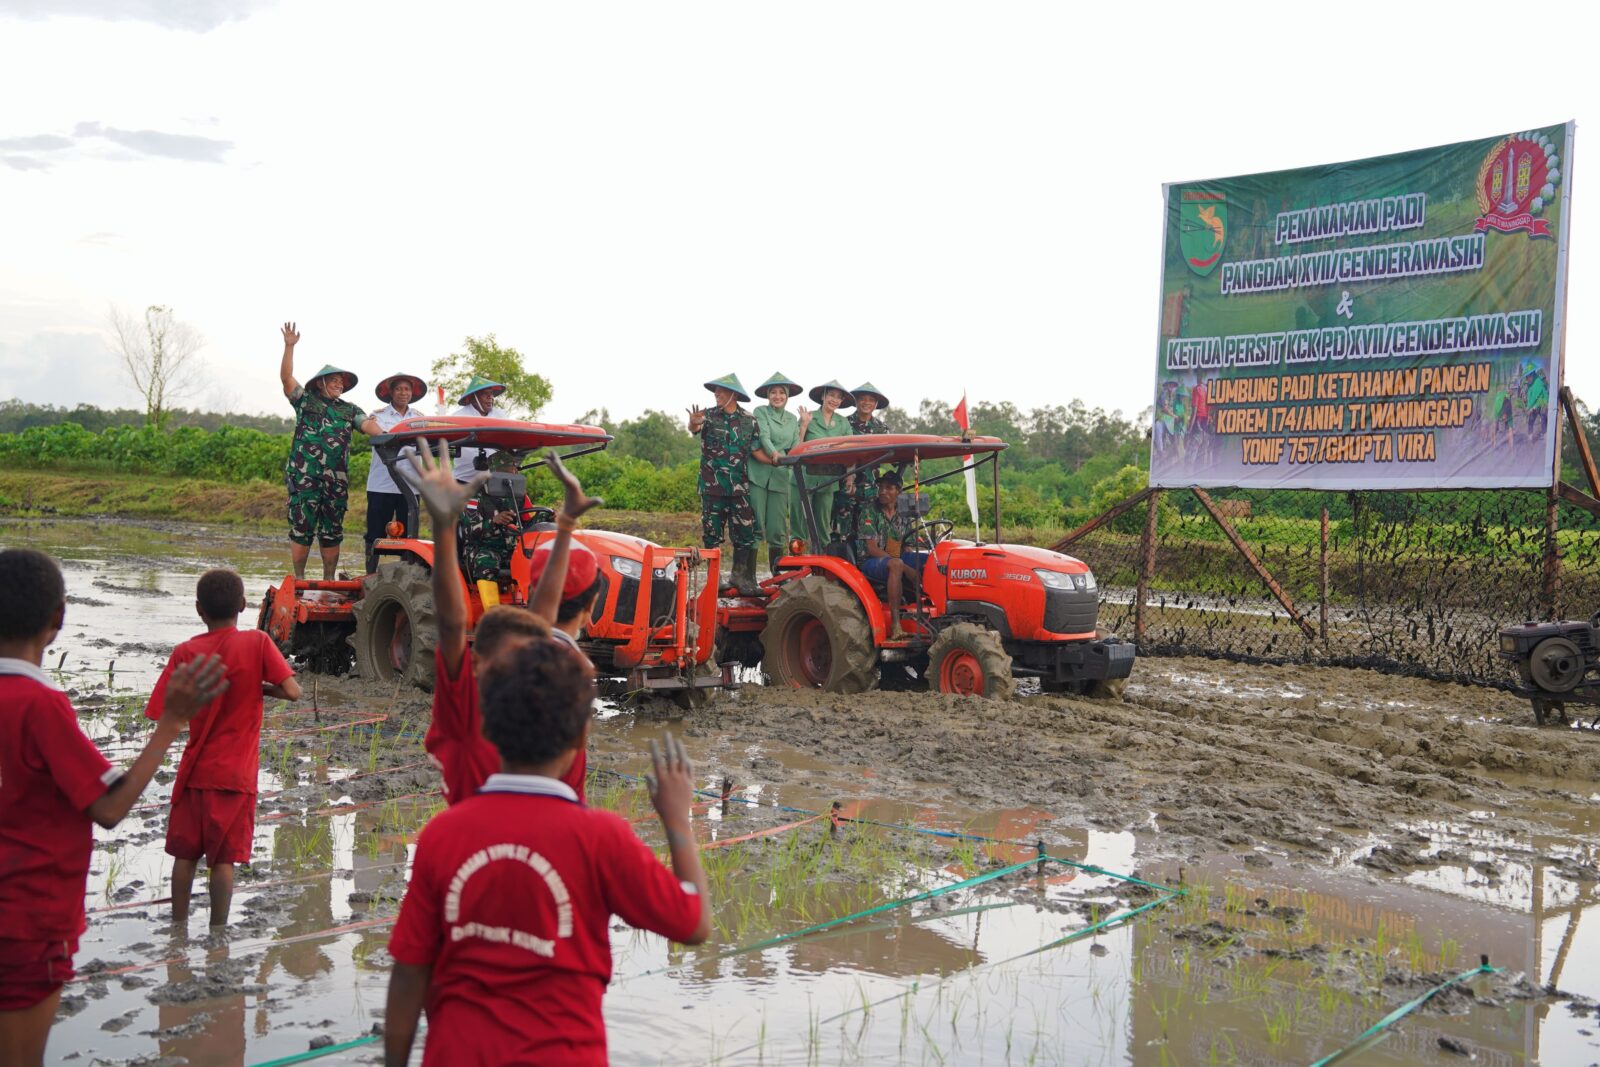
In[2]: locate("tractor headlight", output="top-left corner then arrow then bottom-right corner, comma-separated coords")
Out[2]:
611,556 -> 643,579
1499,633 -> 1518,653
1082,570 -> 1097,592
1034,568 -> 1072,590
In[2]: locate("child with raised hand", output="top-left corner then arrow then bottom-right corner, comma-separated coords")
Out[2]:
384,635 -> 710,1067
0,548 -> 227,1067
405,438 -> 601,805
144,568 -> 302,928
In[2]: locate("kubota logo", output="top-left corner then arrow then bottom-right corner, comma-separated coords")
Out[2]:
950,568 -> 988,581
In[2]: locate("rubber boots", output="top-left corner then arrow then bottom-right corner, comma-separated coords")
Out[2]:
767,546 -> 783,580
731,547 -> 761,596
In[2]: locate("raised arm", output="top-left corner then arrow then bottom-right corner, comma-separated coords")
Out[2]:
279,322 -> 301,399
529,451 -> 603,625
88,655 -> 228,829
645,732 -> 712,944
406,438 -> 488,675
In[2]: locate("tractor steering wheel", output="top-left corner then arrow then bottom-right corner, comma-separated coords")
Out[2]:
903,519 -> 955,553
516,507 -> 559,560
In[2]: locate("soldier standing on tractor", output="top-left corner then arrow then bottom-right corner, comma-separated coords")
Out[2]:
363,372 -> 427,573
793,380 -> 854,545
837,382 -> 889,544
857,470 -> 924,640
451,376 -> 510,483
687,374 -> 761,595
749,372 -> 802,577
278,322 -> 382,580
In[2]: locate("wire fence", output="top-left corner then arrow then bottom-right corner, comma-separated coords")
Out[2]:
1057,486 -> 1600,687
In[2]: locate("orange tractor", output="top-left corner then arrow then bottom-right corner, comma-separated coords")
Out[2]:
259,417 -> 730,702
717,434 -> 1135,697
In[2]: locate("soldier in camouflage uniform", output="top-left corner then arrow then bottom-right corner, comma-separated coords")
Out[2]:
855,470 -> 925,639
835,382 -> 891,546
278,322 -> 381,579
688,373 -> 760,595
460,451 -> 536,582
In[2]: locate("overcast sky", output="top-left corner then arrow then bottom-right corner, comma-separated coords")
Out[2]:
0,1 -> 1591,424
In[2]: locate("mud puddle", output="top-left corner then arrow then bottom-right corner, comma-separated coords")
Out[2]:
6,517 -> 1600,1064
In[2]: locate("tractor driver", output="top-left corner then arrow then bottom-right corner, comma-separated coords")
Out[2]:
460,452 -> 537,585
856,471 -> 926,641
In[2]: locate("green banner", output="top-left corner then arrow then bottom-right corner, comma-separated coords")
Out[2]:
1151,123 -> 1573,490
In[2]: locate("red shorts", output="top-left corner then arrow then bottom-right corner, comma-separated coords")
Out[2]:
166,788 -> 255,865
0,938 -> 76,1011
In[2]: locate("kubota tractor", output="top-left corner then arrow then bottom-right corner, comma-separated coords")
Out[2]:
747,434 -> 1135,697
260,417 -> 730,702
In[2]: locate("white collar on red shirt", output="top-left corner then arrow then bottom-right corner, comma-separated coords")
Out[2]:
0,657 -> 62,691
479,773 -> 578,802
551,628 -> 579,648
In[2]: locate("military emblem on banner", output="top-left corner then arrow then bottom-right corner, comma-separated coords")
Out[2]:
1179,191 -> 1227,276
1474,132 -> 1562,238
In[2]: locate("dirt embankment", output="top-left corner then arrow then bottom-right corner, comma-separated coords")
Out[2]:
708,657 -> 1600,870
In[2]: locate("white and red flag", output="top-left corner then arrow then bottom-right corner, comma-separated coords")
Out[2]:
953,392 -> 980,539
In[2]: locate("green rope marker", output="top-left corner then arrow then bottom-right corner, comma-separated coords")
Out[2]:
1309,955 -> 1501,1067
247,1034 -> 381,1067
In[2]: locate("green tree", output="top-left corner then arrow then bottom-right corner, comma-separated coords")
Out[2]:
430,334 -> 552,417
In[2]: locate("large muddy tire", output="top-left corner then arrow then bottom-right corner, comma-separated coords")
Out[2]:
351,562 -> 437,691
762,575 -> 878,693
928,623 -> 1014,699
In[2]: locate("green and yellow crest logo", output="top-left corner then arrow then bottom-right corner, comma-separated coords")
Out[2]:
1179,191 -> 1227,277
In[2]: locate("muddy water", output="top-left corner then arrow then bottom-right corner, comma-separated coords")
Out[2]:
3,517 -> 1599,1065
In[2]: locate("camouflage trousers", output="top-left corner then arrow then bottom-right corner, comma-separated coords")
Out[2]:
702,491 -> 757,550
463,530 -> 518,581
286,473 -> 349,547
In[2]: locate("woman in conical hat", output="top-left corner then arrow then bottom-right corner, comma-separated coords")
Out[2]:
792,380 -> 854,547
450,375 -> 510,483
748,372 -> 802,575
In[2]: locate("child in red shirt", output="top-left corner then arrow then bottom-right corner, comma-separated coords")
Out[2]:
407,440 -> 602,805
145,569 -> 302,927
0,548 -> 226,1067
385,639 -> 711,1067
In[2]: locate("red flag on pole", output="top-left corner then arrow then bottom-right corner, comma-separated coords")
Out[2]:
954,392 -> 980,540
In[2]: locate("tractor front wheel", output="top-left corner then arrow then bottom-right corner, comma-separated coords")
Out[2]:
762,576 -> 878,693
928,623 -> 1014,699
351,562 -> 438,691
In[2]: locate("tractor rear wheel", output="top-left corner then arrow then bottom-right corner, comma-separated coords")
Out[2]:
762,576 -> 878,693
351,562 -> 438,691
928,623 -> 1014,699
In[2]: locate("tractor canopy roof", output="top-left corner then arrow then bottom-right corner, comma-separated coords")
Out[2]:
780,433 -> 1006,469
370,416 -> 613,453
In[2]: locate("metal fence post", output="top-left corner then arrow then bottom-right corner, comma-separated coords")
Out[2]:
1319,505 -> 1329,647
1542,486 -> 1561,620
1135,490 -> 1160,642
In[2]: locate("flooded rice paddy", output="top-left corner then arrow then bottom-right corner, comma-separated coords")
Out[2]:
3,516 -> 1598,1065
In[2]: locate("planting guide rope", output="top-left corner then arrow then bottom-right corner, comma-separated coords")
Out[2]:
1308,958 -> 1502,1067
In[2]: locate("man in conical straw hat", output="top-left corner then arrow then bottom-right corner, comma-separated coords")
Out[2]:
451,375 -> 510,483
363,371 -> 427,573
278,322 -> 381,579
836,382 -> 890,545
687,373 -> 760,595
791,379 -> 854,547
749,372 -> 802,577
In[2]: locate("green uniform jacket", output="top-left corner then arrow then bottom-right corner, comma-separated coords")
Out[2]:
696,406 -> 758,496
749,405 -> 800,490
286,388 -> 365,486
801,410 -> 853,483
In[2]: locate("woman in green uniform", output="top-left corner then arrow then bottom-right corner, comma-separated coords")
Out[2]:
792,380 -> 854,546
749,372 -> 802,574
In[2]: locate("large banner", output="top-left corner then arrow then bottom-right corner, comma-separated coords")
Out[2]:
1151,123 -> 1574,490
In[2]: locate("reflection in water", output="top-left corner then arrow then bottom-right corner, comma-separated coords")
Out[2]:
158,938 -> 246,1067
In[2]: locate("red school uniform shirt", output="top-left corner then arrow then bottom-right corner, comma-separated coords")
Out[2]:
0,661 -> 120,941
388,775 -> 702,1067
425,648 -> 587,804
145,627 -> 293,799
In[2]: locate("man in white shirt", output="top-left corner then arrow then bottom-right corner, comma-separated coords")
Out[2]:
451,375 -> 510,483
364,373 -> 427,572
